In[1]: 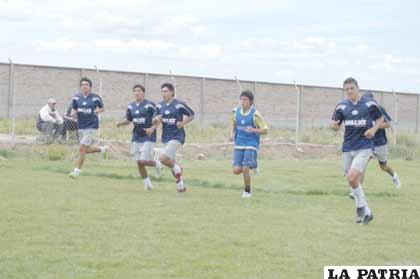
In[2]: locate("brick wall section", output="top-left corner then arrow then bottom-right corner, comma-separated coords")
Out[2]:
0,62 -> 419,131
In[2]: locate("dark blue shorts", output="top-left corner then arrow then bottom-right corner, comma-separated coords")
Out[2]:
233,149 -> 258,169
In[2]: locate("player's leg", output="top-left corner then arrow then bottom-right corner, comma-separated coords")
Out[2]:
132,142 -> 153,190
159,140 -> 179,168
136,142 -> 156,166
242,166 -> 251,198
86,146 -> 102,153
379,161 -> 400,189
241,149 -> 258,197
70,129 -> 89,177
349,157 -> 370,199
140,142 -> 162,177
69,143 -> 87,178
347,149 -> 374,224
137,161 -> 148,178
159,140 -> 184,191
84,130 -> 107,154
343,152 -> 355,199
232,149 -> 244,175
233,167 -> 243,175
70,129 -> 104,178
376,144 -> 400,189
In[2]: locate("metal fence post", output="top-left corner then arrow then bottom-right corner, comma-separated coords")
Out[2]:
144,73 -> 149,91
300,85 -> 304,132
392,90 -> 398,145
416,94 -> 420,134
378,91 -> 384,106
95,66 -> 103,141
8,59 -> 16,146
200,77 -> 205,123
294,82 -> 302,147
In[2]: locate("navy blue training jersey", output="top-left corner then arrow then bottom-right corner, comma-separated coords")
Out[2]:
332,95 -> 383,152
72,92 -> 103,129
154,99 -> 194,144
371,105 -> 391,147
125,99 -> 156,143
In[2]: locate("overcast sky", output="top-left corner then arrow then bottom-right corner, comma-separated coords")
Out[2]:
1,0 -> 419,92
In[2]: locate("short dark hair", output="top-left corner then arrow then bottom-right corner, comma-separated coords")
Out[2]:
161,83 -> 174,92
240,90 -> 254,103
343,77 -> 358,88
133,84 -> 145,92
161,83 -> 175,96
80,77 -> 92,87
363,90 -> 374,99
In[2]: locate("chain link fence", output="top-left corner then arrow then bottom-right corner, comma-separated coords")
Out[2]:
1,61 -> 420,150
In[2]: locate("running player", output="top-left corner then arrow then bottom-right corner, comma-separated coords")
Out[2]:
229,90 -> 268,198
69,77 -> 107,178
116,84 -> 162,190
330,78 -> 384,224
363,91 -> 401,189
153,83 -> 195,193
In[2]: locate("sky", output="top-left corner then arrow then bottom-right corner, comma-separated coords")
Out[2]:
1,0 -> 419,92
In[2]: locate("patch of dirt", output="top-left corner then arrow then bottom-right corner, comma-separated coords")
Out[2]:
0,134 -> 340,160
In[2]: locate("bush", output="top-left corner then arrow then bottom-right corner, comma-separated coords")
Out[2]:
0,148 -> 15,158
47,145 -> 67,161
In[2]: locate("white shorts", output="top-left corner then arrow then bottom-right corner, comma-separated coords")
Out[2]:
161,140 -> 182,161
343,148 -> 373,175
131,141 -> 155,161
78,129 -> 98,146
373,144 -> 388,164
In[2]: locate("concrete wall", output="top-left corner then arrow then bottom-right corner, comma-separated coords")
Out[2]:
1,62 -> 419,132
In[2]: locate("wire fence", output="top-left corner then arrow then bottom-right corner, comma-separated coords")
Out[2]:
1,61 -> 420,148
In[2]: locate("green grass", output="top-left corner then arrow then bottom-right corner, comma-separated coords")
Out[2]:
0,156 -> 419,278
2,118 -> 420,146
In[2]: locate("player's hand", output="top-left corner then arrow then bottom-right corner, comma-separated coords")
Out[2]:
364,128 -> 376,139
330,120 -> 341,131
94,108 -> 101,115
246,126 -> 256,133
176,122 -> 184,129
116,122 -> 121,128
144,127 -> 155,137
229,135 -> 234,142
70,109 -> 77,119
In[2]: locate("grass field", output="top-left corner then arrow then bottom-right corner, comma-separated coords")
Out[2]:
0,155 -> 419,279
2,119 -> 420,161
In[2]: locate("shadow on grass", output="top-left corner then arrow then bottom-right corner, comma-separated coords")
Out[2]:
33,165 -> 398,198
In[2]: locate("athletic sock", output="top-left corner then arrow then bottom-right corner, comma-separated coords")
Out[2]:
172,163 -> 181,174
73,168 -> 81,174
143,177 -> 152,186
352,185 -> 367,208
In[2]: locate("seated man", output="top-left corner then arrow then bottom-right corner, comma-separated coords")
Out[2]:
36,98 -> 64,140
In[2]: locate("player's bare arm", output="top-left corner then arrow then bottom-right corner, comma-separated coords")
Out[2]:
365,116 -> 384,139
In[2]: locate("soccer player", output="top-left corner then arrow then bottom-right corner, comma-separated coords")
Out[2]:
229,90 -> 268,198
116,84 -> 163,190
330,78 -> 384,224
69,77 -> 107,178
153,83 -> 195,193
363,91 -> 401,188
